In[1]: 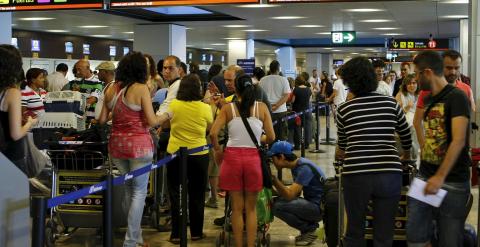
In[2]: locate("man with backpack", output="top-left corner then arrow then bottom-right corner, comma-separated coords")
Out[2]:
269,141 -> 326,246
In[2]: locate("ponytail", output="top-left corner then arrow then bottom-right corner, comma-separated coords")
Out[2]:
235,74 -> 256,118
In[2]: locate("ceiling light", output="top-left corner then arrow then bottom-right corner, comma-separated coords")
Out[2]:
271,16 -> 305,20
123,31 -> 134,34
316,32 -> 331,35
344,8 -> 384,12
19,17 -> 55,21
203,48 -> 213,50
223,25 -> 251,28
359,19 -> 393,23
223,37 -> 243,40
211,43 -> 227,46
441,15 -> 469,18
127,39 -> 134,41
91,35 -> 112,38
47,30 -> 68,33
242,29 -> 267,32
185,27 -> 194,30
382,33 -> 403,36
351,52 -> 359,55
332,50 -> 341,52
323,48 -> 333,50
12,24 -> 17,26
79,25 -> 108,28
295,25 -> 324,28
237,4 -> 280,8
372,27 -> 399,30
440,0 -> 468,3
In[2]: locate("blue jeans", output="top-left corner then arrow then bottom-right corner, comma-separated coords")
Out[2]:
273,197 -> 322,234
343,173 -> 402,247
112,156 -> 152,247
407,175 -> 470,247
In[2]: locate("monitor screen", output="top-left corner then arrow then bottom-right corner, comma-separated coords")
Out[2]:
65,42 -> 73,53
83,44 -> 90,55
109,46 -> 116,57
11,37 -> 18,48
31,40 -> 40,52
123,47 -> 130,55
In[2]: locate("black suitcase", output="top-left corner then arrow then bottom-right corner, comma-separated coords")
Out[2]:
323,178 -> 339,247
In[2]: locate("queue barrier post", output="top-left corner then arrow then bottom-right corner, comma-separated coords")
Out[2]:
310,102 -> 326,153
32,196 -> 47,247
103,174 -> 113,247
300,113 -> 306,158
179,147 -> 188,247
320,104 -> 336,146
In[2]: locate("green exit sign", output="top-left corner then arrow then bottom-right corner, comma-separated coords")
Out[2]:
331,31 -> 356,44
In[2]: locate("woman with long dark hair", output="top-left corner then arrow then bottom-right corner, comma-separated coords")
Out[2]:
99,51 -> 170,247
210,75 -> 275,247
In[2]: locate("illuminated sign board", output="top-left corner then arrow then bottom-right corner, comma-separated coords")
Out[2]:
83,44 -> 90,55
0,0 -> 103,12
123,47 -> 130,55
65,42 -> 73,53
31,40 -> 40,52
331,31 -> 356,45
109,46 -> 117,57
11,37 -> 18,48
237,59 -> 255,76
110,0 -> 258,8
388,39 -> 449,51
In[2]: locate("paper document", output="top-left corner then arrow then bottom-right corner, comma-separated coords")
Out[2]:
407,178 -> 448,207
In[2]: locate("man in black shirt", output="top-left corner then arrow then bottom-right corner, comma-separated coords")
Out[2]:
406,51 -> 471,247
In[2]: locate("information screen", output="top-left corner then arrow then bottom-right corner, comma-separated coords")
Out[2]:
110,0 -> 258,8
0,0 -> 103,12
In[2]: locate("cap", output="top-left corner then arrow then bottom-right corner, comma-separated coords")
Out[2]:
95,61 -> 116,71
267,141 -> 294,157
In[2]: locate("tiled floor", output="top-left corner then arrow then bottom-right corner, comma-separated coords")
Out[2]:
52,117 -> 479,246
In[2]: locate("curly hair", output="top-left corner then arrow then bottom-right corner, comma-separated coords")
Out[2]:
400,73 -> 419,96
0,47 -> 23,92
116,51 -> 148,88
341,56 -> 378,96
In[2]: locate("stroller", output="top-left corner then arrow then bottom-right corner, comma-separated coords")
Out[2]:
215,188 -> 273,247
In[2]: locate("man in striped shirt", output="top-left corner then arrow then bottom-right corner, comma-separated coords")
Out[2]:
335,56 -> 412,247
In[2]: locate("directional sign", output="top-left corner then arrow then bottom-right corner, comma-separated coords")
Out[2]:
389,39 -> 449,51
331,31 -> 356,45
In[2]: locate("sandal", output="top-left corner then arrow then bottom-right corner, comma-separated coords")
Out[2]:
191,233 -> 206,241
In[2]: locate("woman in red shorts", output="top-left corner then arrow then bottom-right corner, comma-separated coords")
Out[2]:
210,74 -> 275,247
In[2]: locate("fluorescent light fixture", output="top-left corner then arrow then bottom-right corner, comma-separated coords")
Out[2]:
123,31 -> 134,34
237,4 -> 279,8
383,33 -> 403,36
441,15 -> 469,18
223,37 -> 243,40
271,16 -> 305,20
211,43 -> 227,46
323,48 -> 333,50
242,29 -> 267,32
127,39 -> 134,41
316,32 -> 331,35
144,6 -> 212,15
295,25 -> 324,28
203,48 -> 213,50
223,25 -> 251,28
332,50 -> 342,52
19,17 -> 54,21
185,27 -> 193,30
372,27 -> 399,30
91,34 -> 112,38
12,23 -> 17,26
79,25 -> 108,28
440,0 -> 468,3
359,19 -> 393,23
351,52 -> 359,55
47,30 -> 68,33
344,8 -> 384,12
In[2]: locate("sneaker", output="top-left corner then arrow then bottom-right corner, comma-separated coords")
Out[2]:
213,216 -> 225,226
205,198 -> 218,208
295,230 -> 317,246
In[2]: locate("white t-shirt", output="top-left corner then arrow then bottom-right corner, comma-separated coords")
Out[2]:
333,79 -> 347,106
376,80 -> 392,96
157,78 -> 181,115
46,72 -> 68,92
259,75 -> 291,113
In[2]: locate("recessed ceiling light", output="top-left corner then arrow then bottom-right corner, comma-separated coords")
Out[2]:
47,30 -> 68,33
351,52 -> 359,55
127,39 -> 134,41
359,19 -> 393,23
295,25 -> 324,28
316,32 -> 331,35
79,25 -> 108,28
211,43 -> 227,46
271,16 -> 305,20
223,25 -> 251,28
440,0 -> 468,3
344,8 -> 384,12
382,33 -> 403,36
223,37 -> 244,40
185,27 -> 194,30
123,31 -> 134,34
332,50 -> 341,52
372,27 -> 399,30
91,34 -> 112,38
237,4 -> 280,8
242,29 -> 267,32
441,15 -> 469,18
323,48 -> 333,50
203,48 -> 213,50
19,17 -> 55,21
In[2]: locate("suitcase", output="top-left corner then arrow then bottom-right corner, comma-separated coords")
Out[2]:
323,178 -> 339,247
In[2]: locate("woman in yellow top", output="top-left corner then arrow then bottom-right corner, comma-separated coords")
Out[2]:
166,74 -> 213,244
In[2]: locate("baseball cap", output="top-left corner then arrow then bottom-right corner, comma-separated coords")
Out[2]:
267,141 -> 294,157
95,61 -> 116,71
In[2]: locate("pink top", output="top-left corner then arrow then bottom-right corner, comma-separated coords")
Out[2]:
416,80 -> 473,109
108,86 -> 153,159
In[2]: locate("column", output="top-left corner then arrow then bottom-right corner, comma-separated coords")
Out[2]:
246,39 -> 255,60
470,0 -> 479,146
134,24 -> 186,63
0,13 -> 12,45
228,40 -> 247,65
460,19 -> 469,75
306,53 -> 321,75
276,46 -> 296,77
320,53 -> 334,77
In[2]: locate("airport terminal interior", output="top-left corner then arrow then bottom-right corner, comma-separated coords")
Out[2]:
1,0 -> 480,246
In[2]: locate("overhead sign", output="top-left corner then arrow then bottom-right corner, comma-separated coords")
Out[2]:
237,59 -> 255,76
331,31 -> 356,45
268,0 -> 370,2
110,0 -> 258,8
388,39 -> 449,51
0,0 -> 103,11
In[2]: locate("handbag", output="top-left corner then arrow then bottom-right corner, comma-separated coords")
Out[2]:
6,132 -> 49,178
235,102 -> 272,189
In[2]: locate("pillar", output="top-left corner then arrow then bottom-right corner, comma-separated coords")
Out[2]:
227,39 -> 255,66
470,0 -> 479,146
460,19 -> 469,75
306,53 -> 322,76
276,46 -> 296,77
0,13 -> 12,45
134,24 -> 186,63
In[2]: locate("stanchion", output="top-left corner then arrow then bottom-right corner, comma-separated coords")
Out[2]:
310,102 -> 326,153
32,196 -> 47,247
300,113 -> 306,157
103,174 -> 113,247
179,147 -> 188,247
320,104 -> 336,146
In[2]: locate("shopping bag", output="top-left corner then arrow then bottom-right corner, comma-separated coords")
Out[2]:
256,187 -> 274,226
